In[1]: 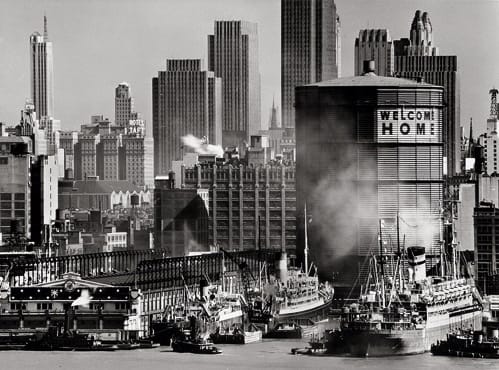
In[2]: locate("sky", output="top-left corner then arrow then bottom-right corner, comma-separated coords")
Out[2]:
0,0 -> 498,135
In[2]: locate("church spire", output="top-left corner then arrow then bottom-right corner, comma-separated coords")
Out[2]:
43,14 -> 48,39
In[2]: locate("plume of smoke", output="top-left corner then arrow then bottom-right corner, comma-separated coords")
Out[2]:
181,134 -> 224,157
71,289 -> 92,308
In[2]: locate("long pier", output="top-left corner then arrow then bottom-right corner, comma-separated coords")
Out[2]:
8,249 -> 278,290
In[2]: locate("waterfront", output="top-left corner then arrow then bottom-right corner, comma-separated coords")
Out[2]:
1,339 -> 496,370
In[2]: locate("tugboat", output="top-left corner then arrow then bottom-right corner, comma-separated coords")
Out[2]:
24,326 -> 114,351
171,317 -> 222,355
263,322 -> 302,339
431,331 -> 499,358
210,324 -> 262,344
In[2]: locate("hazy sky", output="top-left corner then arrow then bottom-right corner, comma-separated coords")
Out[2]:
0,0 -> 497,135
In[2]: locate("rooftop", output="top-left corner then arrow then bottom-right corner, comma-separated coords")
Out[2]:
305,74 -> 441,88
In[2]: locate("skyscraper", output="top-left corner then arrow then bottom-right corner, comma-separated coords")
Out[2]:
394,10 -> 459,175
115,82 -> 134,128
208,20 -> 261,148
152,59 -> 222,176
30,15 -> 54,119
281,0 -> 341,131
355,29 -> 394,77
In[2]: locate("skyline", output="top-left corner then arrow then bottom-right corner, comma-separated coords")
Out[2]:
0,0 -> 497,135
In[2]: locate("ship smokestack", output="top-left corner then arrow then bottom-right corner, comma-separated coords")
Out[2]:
278,251 -> 288,284
407,246 -> 426,282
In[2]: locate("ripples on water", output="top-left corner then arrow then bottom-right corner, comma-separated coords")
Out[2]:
1,339 -> 495,370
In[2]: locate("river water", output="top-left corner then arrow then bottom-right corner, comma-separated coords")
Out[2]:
1,339 -> 495,370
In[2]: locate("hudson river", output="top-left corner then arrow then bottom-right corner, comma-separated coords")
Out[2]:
1,339 -> 495,370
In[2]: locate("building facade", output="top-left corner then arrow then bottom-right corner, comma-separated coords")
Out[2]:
208,21 -> 260,147
281,0 -> 341,131
30,16 -> 54,119
153,59 -> 222,175
295,67 -> 444,286
97,134 -> 121,181
0,137 -> 33,240
355,29 -> 394,77
154,177 -> 209,256
74,134 -> 100,180
58,131 -> 78,173
474,203 -> 499,293
394,10 -> 458,175
177,163 -> 296,252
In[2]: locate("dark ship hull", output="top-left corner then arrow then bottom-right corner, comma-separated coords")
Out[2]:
329,309 -> 482,357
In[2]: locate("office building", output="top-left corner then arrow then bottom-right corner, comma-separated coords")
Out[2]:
74,134 -> 100,180
281,0 -> 340,131
97,134 -> 121,181
208,21 -> 260,147
0,136 -> 33,240
58,131 -> 78,173
115,82 -> 134,128
394,10 -> 458,175
355,29 -> 394,76
176,162 -> 296,252
153,59 -> 222,175
154,177 -> 209,256
120,135 -> 153,187
295,62 -> 444,286
474,202 -> 499,293
30,16 -> 54,119
31,154 -> 59,245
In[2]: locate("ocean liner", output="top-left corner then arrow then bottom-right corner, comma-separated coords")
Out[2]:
248,205 -> 333,326
327,223 -> 483,356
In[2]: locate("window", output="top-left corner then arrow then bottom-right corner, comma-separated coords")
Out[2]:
0,193 -> 11,201
0,158 -> 8,165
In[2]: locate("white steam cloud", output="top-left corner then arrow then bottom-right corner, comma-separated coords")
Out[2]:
181,134 -> 224,157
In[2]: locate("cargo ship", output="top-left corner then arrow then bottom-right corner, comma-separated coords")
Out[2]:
327,222 -> 482,357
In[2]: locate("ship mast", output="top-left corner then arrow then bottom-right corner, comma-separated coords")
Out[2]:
378,219 -> 386,308
304,203 -> 309,276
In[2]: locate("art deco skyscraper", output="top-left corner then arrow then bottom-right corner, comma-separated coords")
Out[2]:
152,59 -> 222,176
281,0 -> 341,130
115,82 -> 134,127
208,21 -> 261,148
30,15 -> 54,119
394,10 -> 459,175
355,29 -> 394,76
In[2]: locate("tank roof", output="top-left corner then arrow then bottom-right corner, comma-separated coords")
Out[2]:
305,74 -> 441,88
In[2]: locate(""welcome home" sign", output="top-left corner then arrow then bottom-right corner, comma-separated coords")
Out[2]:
376,108 -> 441,143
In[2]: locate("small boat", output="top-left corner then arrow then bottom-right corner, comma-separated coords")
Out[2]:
138,340 -> 160,349
210,326 -> 262,344
431,331 -> 499,358
263,322 -> 302,339
171,337 -> 222,354
116,342 -> 141,350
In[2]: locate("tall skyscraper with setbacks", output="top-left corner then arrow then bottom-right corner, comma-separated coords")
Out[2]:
281,0 -> 341,131
152,59 -> 222,176
30,15 -> 54,119
208,20 -> 261,148
394,10 -> 459,175
355,29 -> 394,77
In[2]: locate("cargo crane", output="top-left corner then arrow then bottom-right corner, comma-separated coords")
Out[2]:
219,248 -> 255,302
219,248 -> 273,323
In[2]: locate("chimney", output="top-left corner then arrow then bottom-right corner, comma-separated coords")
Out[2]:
362,60 -> 376,75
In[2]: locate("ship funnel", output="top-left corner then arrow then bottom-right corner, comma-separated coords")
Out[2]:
278,251 -> 288,284
407,246 -> 426,282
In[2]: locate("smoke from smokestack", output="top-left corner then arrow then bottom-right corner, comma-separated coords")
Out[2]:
181,134 -> 224,157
